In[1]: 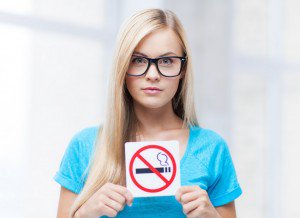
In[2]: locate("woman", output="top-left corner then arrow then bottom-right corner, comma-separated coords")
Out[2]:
54,9 -> 242,218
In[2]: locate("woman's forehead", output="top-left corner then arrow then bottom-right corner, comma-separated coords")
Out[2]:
133,28 -> 183,57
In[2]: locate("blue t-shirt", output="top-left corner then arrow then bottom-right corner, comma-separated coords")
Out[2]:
53,125 -> 242,217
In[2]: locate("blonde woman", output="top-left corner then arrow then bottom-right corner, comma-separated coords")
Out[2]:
54,9 -> 242,218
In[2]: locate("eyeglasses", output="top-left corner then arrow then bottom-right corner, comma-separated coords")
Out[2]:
127,55 -> 187,77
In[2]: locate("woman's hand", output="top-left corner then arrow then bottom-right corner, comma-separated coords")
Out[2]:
75,183 -> 133,218
175,186 -> 221,218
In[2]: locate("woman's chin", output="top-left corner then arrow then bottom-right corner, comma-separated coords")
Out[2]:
136,100 -> 169,110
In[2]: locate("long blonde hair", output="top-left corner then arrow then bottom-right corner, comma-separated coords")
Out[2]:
69,8 -> 198,217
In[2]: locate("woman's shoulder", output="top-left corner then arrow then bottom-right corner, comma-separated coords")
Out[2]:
190,125 -> 227,143
67,125 -> 100,155
53,125 -> 101,193
189,125 -> 229,155
71,125 -> 100,143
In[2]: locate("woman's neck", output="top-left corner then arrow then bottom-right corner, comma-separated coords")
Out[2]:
133,101 -> 184,138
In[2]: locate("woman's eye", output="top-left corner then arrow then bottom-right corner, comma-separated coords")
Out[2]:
132,57 -> 146,64
160,58 -> 173,65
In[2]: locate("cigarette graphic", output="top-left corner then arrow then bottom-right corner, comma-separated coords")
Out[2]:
136,167 -> 171,174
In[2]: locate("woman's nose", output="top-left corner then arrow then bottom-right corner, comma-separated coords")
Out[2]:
145,63 -> 161,81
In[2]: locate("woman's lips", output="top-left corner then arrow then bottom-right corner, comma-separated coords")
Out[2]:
142,87 -> 162,94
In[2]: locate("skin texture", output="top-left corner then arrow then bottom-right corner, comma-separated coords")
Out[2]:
56,28 -> 237,218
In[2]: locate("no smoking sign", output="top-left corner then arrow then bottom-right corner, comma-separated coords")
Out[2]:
125,141 -> 181,197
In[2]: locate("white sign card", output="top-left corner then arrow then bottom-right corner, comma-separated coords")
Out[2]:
125,140 -> 181,197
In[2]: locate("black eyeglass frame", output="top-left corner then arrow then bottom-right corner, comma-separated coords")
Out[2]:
127,55 -> 187,78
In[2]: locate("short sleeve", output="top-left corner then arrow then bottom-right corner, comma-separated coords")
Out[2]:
53,127 -> 98,194
207,138 -> 242,206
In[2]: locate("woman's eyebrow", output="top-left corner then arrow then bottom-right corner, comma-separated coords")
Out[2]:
133,51 -> 178,57
158,52 -> 177,57
133,51 -> 147,57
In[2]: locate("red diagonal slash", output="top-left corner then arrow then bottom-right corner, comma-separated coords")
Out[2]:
137,153 -> 169,184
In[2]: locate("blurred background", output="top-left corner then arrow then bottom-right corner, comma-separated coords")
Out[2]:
0,0 -> 299,217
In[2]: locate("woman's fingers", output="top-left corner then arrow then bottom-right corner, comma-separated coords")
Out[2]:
101,194 -> 124,212
182,198 -> 201,215
78,183 -> 133,218
97,200 -> 118,218
102,183 -> 133,206
175,186 -> 219,218
105,188 -> 126,205
175,185 -> 202,201
180,191 -> 200,204
124,191 -> 133,206
109,183 -> 133,206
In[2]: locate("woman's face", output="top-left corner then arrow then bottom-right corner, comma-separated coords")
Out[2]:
125,28 -> 184,110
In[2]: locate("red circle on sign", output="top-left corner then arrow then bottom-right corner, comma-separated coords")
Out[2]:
129,145 -> 177,193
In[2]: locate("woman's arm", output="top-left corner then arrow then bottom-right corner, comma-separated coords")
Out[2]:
56,186 -> 78,218
215,201 -> 236,218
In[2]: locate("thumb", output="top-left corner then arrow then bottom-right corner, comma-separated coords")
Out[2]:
125,190 -> 133,206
